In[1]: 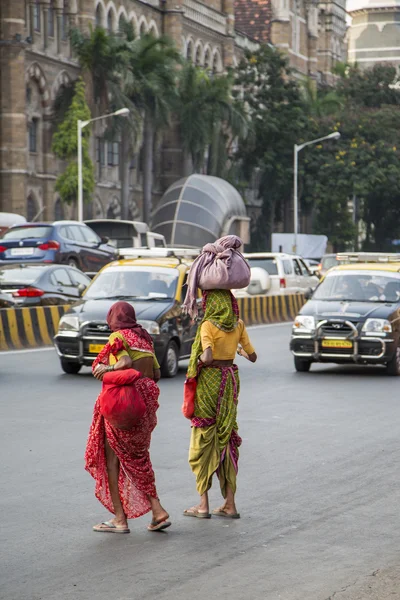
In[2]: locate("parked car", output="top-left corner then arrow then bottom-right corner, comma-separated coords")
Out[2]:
235,252 -> 319,296
54,254 -> 198,377
84,219 -> 166,250
290,262 -> 400,375
0,221 -> 117,272
0,264 -> 91,307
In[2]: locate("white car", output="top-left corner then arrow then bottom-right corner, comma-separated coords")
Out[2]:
235,252 -> 319,296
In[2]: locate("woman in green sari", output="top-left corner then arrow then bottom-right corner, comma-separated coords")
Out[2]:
184,290 -> 257,519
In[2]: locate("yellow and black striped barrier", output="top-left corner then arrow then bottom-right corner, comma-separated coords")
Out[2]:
238,293 -> 305,326
0,305 -> 70,351
0,293 -> 305,352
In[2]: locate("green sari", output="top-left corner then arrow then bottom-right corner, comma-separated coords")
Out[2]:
188,290 -> 242,497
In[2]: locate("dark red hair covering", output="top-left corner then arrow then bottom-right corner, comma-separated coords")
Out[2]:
107,301 -> 153,345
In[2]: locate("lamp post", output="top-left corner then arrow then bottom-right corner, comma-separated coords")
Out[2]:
293,131 -> 341,253
77,107 -> 130,222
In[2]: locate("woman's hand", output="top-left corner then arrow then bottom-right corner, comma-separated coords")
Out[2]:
94,364 -> 108,381
153,368 -> 161,383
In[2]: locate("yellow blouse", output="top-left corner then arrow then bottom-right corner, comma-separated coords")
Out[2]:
108,332 -> 160,369
200,319 -> 255,360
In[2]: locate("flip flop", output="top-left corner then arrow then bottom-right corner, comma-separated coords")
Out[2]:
212,508 -> 241,519
148,518 -> 171,532
93,520 -> 130,534
183,508 -> 211,519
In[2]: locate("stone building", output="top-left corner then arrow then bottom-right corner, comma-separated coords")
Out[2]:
234,0 -> 347,85
0,0 -> 260,222
347,0 -> 400,69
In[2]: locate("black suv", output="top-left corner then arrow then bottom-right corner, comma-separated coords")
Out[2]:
54,256 -> 198,377
290,264 -> 400,375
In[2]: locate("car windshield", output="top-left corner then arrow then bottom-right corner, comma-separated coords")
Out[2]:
247,258 -> 279,275
321,256 -> 339,270
0,266 -> 43,284
84,266 -> 179,300
314,271 -> 400,303
1,226 -> 52,240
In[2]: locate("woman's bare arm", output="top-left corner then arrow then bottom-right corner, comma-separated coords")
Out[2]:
94,355 -> 132,381
237,347 -> 257,363
199,347 -> 213,366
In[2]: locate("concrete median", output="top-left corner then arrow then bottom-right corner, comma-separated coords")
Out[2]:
0,293 -> 305,351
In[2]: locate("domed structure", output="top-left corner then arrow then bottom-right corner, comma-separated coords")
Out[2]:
347,0 -> 400,69
151,175 -> 250,248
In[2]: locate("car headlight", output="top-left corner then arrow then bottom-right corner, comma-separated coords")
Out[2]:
293,315 -> 316,333
58,315 -> 80,332
362,318 -> 392,333
139,320 -> 160,335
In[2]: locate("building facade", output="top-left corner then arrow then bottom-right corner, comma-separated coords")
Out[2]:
0,0 -> 250,222
234,0 -> 347,84
347,0 -> 400,69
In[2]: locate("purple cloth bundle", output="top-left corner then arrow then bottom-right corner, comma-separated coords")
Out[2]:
183,235 -> 251,318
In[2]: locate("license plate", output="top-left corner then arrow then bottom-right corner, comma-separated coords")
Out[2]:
10,247 -> 35,256
89,343 -> 105,354
322,339 -> 353,349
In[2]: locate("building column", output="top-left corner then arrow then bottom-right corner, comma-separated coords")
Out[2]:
160,0 -> 185,195
41,0 -> 50,49
223,0 -> 235,68
0,0 -> 27,215
76,0 -> 95,33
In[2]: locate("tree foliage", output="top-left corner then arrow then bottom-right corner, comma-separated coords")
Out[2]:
52,78 -> 95,205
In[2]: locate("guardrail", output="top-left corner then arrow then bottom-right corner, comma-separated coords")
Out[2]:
0,305 -> 69,351
0,293 -> 305,351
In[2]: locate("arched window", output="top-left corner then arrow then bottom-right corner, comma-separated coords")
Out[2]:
186,40 -> 194,62
33,0 -> 41,32
27,194 -> 38,221
118,14 -> 126,33
139,20 -> 147,37
204,49 -> 212,71
107,10 -> 114,33
54,198 -> 64,220
95,4 -> 103,27
195,44 -> 203,66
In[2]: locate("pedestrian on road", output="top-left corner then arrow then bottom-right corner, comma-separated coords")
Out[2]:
85,301 -> 171,534
184,290 -> 257,520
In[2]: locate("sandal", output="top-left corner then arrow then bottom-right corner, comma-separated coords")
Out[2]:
93,520 -> 130,534
212,508 -> 240,519
183,507 -> 211,519
148,518 -> 171,532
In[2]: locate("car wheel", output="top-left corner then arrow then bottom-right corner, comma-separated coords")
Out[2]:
67,258 -> 80,269
386,346 -> 400,376
161,341 -> 179,378
60,359 -> 81,375
294,357 -> 312,372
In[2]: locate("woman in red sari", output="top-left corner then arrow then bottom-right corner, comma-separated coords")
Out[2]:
85,301 -> 171,534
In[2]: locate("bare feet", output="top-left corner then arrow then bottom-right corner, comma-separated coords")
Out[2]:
212,504 -> 240,517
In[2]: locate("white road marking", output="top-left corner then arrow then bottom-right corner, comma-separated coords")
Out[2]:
1,347 -> 55,356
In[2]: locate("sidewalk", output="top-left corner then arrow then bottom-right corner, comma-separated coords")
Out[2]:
325,566 -> 400,600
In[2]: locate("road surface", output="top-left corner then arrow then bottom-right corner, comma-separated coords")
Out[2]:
2,323 -> 400,600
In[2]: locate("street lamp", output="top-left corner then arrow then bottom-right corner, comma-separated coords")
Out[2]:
77,108 -> 130,222
293,131 -> 341,253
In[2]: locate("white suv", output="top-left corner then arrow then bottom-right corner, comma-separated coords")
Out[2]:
235,253 -> 319,296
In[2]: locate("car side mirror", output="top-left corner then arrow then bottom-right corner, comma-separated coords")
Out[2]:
77,283 -> 87,295
100,236 -> 109,244
304,287 -> 313,300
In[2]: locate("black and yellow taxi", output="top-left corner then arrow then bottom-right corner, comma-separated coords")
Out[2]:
290,262 -> 400,375
54,250 -> 199,377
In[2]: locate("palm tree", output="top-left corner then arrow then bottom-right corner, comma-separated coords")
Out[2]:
176,64 -> 247,176
123,34 -> 180,224
302,77 -> 343,118
70,26 -> 138,219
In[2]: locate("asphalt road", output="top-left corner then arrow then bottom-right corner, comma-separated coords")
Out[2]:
2,323 -> 400,600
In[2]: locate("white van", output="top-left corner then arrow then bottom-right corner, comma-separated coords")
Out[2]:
84,219 -> 166,250
234,252 -> 319,296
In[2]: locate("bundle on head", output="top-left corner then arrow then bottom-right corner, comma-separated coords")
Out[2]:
183,234 -> 251,318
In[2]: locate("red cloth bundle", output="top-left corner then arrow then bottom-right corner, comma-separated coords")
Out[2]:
99,369 -> 146,429
182,377 -> 197,420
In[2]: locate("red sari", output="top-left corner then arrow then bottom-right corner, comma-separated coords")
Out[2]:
85,329 -> 160,519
